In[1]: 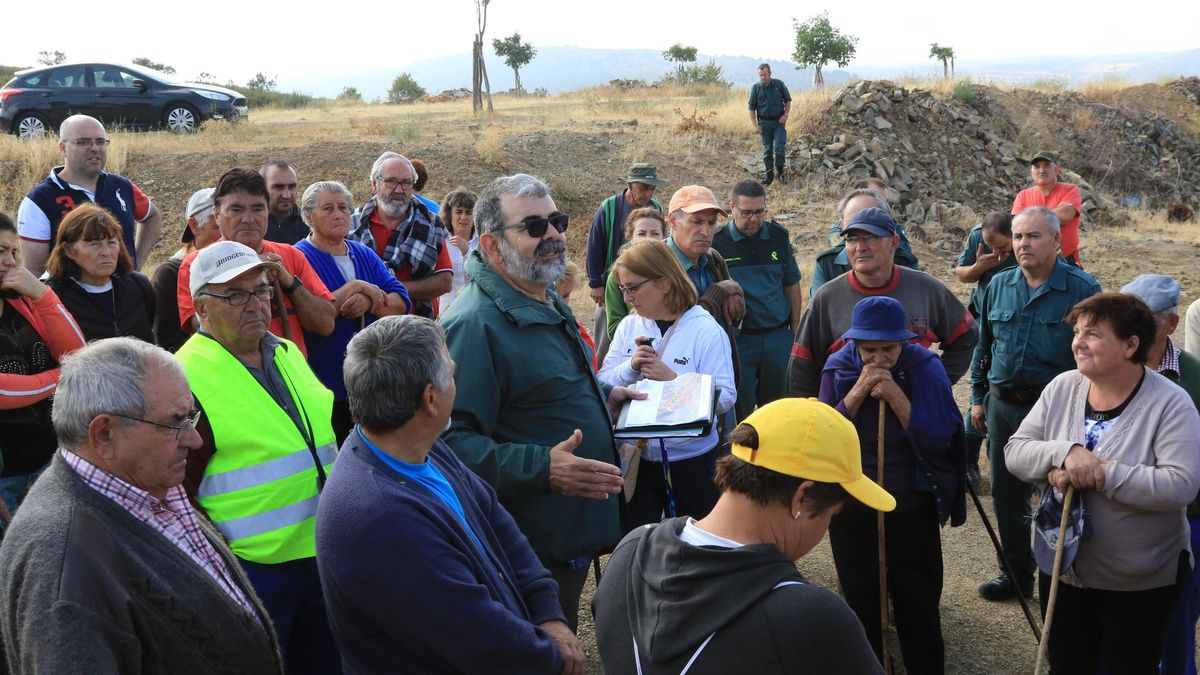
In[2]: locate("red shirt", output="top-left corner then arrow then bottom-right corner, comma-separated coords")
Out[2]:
176,240 -> 335,355
1012,182 -> 1083,259
368,211 -> 453,316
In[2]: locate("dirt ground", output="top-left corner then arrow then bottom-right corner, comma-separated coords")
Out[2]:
16,92 -> 1197,673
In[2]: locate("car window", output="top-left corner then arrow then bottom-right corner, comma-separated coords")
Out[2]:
92,67 -> 137,89
45,67 -> 87,88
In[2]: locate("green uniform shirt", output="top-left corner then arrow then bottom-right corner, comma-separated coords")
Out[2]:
748,78 -> 791,119
970,260 -> 1101,405
712,220 -> 801,331
956,223 -> 1018,317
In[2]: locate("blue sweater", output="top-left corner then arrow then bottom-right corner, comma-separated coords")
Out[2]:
315,434 -> 565,674
295,239 -> 411,400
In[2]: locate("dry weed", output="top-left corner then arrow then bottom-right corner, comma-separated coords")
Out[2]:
1078,75 -> 1132,105
474,128 -> 506,170
1068,106 -> 1098,132
672,108 -> 719,134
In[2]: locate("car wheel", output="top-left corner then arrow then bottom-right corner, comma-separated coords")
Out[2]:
164,104 -> 198,133
14,113 -> 49,140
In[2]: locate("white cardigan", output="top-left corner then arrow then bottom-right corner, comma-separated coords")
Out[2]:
1005,367 -> 1200,590
598,305 -> 736,462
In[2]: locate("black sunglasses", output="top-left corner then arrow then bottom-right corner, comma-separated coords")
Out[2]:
499,212 -> 569,238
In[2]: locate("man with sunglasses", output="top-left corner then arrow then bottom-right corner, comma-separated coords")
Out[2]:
17,115 -> 162,277
441,173 -> 645,635
350,151 -> 452,318
177,240 -> 340,673
0,337 -> 281,672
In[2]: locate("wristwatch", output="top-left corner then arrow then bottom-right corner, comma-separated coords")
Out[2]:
283,276 -> 303,295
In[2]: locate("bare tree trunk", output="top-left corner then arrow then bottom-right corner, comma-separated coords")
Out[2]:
951,57 -> 956,78
513,67 -> 522,96
813,66 -> 824,88
472,39 -> 481,113
481,58 -> 494,111
943,60 -> 949,80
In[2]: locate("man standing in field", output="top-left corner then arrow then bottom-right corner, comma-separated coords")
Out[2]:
1012,151 -> 1083,267
749,64 -> 791,185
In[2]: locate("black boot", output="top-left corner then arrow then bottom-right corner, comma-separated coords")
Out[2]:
978,573 -> 1033,601
763,170 -> 774,186
776,166 -> 788,184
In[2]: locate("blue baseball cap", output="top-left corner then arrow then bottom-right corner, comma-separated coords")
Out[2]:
842,207 -> 897,238
1033,486 -> 1089,577
1120,274 -> 1180,313
842,297 -> 918,342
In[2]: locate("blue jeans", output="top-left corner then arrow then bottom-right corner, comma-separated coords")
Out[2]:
1160,515 -> 1200,674
239,557 -> 342,674
0,467 -> 48,516
734,326 -> 792,421
759,119 -> 787,172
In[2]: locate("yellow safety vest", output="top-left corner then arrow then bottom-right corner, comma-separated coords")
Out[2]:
177,334 -> 336,564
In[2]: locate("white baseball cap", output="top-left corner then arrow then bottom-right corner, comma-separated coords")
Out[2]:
189,240 -> 278,297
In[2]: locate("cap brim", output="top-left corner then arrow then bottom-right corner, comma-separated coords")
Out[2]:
842,474 -> 896,512
628,177 -> 669,187
206,260 -> 279,286
843,329 -> 919,342
842,224 -> 894,238
680,202 -> 728,216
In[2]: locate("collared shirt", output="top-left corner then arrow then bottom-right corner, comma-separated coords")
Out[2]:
970,260 -> 1101,404
667,237 -> 715,295
712,220 -> 800,331
956,223 -> 1019,317
60,449 -> 261,625
265,206 -> 310,245
1156,338 -> 1182,381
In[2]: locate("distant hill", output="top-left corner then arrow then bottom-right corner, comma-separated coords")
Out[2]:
850,49 -> 1200,85
278,46 -> 850,100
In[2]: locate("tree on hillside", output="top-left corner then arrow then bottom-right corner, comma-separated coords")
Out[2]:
337,86 -> 363,102
37,50 -> 66,66
493,32 -> 536,96
662,43 -> 698,81
471,0 -> 494,113
791,12 -> 857,88
929,43 -> 956,79
388,73 -> 426,104
132,57 -> 176,75
246,73 -> 277,92
195,72 -> 217,84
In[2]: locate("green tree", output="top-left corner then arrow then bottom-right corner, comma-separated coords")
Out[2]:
791,12 -> 857,88
131,57 -> 176,75
194,72 -> 217,84
492,32 -> 536,96
37,50 -> 66,66
246,72 -> 277,92
388,73 -> 426,104
337,86 -> 363,102
661,44 -> 698,83
929,43 -> 956,80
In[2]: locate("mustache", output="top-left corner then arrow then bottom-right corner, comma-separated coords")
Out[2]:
535,240 -> 566,256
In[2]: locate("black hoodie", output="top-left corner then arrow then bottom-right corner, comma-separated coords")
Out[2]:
593,518 -> 883,674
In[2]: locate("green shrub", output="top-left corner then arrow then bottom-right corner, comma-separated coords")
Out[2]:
952,80 -> 977,104
658,60 -> 731,88
388,73 -> 426,104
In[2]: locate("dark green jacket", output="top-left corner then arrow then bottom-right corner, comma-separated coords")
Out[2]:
1169,348 -> 1200,517
440,250 -> 621,564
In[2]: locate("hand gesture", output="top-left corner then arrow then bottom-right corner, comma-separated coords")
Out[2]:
548,429 -> 623,499
448,235 -> 470,256
974,243 -> 1010,273
0,267 -> 46,300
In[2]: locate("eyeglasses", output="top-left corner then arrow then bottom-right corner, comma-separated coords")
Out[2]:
617,277 -> 659,296
108,409 -> 203,441
379,178 -> 415,192
736,208 -> 767,218
200,286 -> 273,307
64,138 -> 111,147
844,234 -> 883,246
499,212 -> 569,238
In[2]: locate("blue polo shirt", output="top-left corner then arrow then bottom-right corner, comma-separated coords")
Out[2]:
667,237 -> 715,295
712,220 -> 801,331
357,428 -> 484,553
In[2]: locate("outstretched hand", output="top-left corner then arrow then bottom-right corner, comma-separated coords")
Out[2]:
548,429 -> 623,500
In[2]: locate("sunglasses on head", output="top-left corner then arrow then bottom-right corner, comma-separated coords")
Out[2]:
500,212 -> 569,238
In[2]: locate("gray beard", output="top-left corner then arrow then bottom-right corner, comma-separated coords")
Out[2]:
498,237 -> 566,285
377,196 -> 410,219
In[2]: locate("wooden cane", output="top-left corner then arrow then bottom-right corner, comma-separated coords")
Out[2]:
272,279 -> 293,341
877,400 -> 891,674
1034,485 -> 1075,675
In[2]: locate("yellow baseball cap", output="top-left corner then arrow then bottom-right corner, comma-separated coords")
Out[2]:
732,398 -> 896,512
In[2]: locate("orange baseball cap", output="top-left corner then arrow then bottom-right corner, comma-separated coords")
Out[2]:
667,185 -> 727,216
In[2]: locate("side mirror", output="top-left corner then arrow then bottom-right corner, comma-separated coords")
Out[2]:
132,79 -> 146,91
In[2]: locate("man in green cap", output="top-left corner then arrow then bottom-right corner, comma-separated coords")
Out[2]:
585,162 -> 668,361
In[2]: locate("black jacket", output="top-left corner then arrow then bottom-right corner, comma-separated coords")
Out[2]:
593,518 -> 883,674
49,273 -> 155,343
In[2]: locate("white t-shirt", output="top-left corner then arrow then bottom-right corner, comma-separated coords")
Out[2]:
679,518 -> 745,549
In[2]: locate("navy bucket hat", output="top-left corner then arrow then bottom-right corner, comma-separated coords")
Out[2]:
842,296 -> 918,342
1033,485 -> 1089,576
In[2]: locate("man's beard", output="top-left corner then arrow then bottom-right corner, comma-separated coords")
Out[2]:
377,195 -> 410,218
498,237 -> 566,284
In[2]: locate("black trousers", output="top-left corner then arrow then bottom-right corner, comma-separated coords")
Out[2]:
1039,553 -> 1186,675
627,444 -> 723,528
829,495 -> 945,675
545,562 -> 589,633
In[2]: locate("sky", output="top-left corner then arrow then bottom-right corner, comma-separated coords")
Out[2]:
3,0 -> 1196,86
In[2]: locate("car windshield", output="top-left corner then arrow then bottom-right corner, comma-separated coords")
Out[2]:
121,63 -> 185,85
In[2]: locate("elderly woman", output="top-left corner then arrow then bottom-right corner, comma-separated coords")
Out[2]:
46,203 -> 155,343
295,180 -> 411,443
819,296 -> 965,674
1007,292 -> 1200,673
0,211 -> 86,517
598,238 -> 735,526
438,186 -> 477,313
593,398 -> 894,674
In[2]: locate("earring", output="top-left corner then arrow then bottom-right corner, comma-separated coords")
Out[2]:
793,511 -> 801,520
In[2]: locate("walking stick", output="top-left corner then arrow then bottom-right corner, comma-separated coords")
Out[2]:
1034,485 -> 1075,675
966,481 -> 1042,642
272,279 -> 293,341
877,401 -> 891,674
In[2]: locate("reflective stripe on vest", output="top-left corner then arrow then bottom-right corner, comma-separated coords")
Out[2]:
177,333 -> 335,564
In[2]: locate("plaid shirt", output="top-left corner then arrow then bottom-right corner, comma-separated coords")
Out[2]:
1157,338 -> 1182,381
61,450 -> 262,625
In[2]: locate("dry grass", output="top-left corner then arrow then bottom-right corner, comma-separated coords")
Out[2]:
1077,75 -> 1134,104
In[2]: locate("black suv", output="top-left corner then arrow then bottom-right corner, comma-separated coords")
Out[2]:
0,62 -> 248,139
